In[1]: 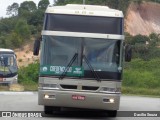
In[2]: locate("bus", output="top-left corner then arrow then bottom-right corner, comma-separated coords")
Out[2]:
33,4 -> 132,117
0,48 -> 18,85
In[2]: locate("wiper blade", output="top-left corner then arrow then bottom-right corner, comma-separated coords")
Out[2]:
83,55 -> 101,82
59,53 -> 78,80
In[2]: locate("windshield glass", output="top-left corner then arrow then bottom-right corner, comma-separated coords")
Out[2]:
0,54 -> 18,75
83,38 -> 120,72
40,35 -> 121,80
44,14 -> 123,35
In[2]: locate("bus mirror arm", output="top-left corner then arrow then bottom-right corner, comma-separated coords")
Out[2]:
125,44 -> 132,62
33,38 -> 41,56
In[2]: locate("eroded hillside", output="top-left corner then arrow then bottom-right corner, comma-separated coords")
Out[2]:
125,2 -> 160,36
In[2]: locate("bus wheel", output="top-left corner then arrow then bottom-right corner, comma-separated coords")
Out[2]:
44,106 -> 61,114
107,110 -> 117,117
44,106 -> 53,114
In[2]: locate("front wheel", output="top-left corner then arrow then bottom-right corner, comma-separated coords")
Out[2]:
44,106 -> 53,114
44,106 -> 61,114
107,110 -> 117,117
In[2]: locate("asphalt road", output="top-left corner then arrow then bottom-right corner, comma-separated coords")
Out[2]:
0,92 -> 159,120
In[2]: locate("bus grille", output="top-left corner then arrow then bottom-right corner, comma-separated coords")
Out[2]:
82,86 -> 99,91
60,84 -> 99,91
60,85 -> 77,89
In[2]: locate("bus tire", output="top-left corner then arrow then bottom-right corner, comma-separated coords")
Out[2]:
107,110 -> 117,117
44,106 -> 53,114
44,106 -> 61,114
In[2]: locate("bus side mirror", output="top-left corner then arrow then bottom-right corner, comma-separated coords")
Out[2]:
125,45 -> 132,62
33,39 -> 41,56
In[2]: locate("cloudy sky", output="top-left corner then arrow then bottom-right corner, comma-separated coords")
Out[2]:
0,0 -> 54,18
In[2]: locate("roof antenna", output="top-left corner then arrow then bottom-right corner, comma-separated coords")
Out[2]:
83,0 -> 85,5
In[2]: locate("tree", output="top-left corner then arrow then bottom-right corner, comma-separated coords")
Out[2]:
132,34 -> 149,45
0,18 -> 17,34
0,35 -> 7,48
18,1 -> 37,17
149,33 -> 159,47
9,32 -> 22,47
19,1 -> 37,13
28,9 -> 44,27
6,3 -> 19,16
15,19 -> 31,40
38,0 -> 50,10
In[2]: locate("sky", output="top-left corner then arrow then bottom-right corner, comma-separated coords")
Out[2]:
0,0 -> 54,18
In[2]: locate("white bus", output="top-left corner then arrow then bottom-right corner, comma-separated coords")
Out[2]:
0,48 -> 18,85
34,4 -> 131,117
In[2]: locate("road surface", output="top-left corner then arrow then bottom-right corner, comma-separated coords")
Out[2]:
0,92 -> 159,120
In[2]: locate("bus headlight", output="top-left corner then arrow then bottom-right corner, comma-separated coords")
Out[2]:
44,94 -> 49,99
39,83 -> 60,90
109,98 -> 115,103
100,87 -> 121,94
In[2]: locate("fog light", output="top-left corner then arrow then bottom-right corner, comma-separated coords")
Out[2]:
44,94 -> 49,99
109,99 -> 114,103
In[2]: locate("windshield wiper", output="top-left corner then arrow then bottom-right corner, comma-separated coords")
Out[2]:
59,53 -> 78,80
83,55 -> 101,82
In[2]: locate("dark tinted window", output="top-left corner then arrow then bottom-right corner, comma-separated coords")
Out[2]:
44,14 -> 123,34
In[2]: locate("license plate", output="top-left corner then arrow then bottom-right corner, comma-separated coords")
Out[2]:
0,78 -> 3,82
72,95 -> 85,100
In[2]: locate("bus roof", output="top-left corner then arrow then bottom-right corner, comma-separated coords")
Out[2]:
0,48 -> 14,53
46,4 -> 123,18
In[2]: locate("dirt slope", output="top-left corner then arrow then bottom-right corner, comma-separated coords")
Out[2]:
125,2 -> 160,36
15,40 -> 39,67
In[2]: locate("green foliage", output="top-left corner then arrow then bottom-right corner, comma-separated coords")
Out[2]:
0,0 -> 48,49
6,3 -> 19,16
123,59 -> 160,89
28,9 -> 44,26
15,19 -> 31,40
19,1 -> 37,13
125,32 -> 160,60
0,17 -> 17,34
8,32 -> 22,47
38,0 -> 50,10
122,87 -> 160,96
18,1 -> 37,23
131,34 -> 149,44
18,62 -> 39,84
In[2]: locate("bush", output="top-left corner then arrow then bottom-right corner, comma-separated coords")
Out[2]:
18,62 -> 39,84
123,59 -> 160,89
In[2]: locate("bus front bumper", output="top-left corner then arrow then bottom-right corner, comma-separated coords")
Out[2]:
38,89 -> 121,110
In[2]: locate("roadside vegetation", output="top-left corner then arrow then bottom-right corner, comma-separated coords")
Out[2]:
123,59 -> 160,96
0,0 -> 160,96
18,62 -> 39,91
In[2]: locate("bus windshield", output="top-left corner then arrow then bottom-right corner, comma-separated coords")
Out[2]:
44,14 -> 123,35
40,36 -> 121,80
0,54 -> 18,75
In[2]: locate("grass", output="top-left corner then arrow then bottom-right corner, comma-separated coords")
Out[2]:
22,84 -> 38,91
20,80 -> 38,91
122,87 -> 160,97
122,58 -> 160,96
